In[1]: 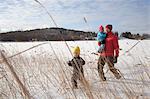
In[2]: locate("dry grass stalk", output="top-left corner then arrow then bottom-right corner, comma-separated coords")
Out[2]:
1,51 -> 31,99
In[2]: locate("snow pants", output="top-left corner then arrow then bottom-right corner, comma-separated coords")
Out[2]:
71,68 -> 84,88
97,56 -> 121,80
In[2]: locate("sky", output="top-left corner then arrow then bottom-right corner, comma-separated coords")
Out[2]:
0,0 -> 149,34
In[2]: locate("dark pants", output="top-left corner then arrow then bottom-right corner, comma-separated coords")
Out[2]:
71,68 -> 84,88
97,56 -> 121,80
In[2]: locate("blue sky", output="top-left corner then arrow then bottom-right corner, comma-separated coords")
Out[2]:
0,0 -> 149,34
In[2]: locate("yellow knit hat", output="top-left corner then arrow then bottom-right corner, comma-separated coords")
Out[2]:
72,46 -> 80,55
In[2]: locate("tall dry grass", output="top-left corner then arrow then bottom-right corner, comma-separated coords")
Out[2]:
0,41 -> 149,99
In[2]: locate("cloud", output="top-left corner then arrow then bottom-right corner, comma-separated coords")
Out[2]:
0,0 -> 149,33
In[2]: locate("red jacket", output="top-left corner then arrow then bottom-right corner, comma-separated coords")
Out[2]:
98,32 -> 119,57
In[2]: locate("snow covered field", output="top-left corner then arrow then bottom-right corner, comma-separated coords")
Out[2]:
0,39 -> 150,99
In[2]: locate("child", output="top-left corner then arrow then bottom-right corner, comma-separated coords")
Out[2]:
97,25 -> 107,53
67,46 -> 85,89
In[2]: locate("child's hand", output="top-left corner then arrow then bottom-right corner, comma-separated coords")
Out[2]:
67,61 -> 72,66
98,42 -> 101,46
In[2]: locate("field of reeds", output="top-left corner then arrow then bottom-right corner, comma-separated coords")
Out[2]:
0,40 -> 150,99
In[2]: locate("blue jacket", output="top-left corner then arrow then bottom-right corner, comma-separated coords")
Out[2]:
97,32 -> 106,42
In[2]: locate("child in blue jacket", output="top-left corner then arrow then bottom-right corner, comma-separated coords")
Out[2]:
97,25 -> 107,53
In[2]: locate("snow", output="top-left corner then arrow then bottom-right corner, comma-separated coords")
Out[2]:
0,39 -> 150,99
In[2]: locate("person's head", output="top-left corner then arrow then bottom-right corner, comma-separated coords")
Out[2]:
72,46 -> 80,57
99,25 -> 104,32
105,24 -> 113,32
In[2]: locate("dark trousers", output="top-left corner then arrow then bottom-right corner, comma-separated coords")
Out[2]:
97,56 -> 121,80
71,69 -> 84,87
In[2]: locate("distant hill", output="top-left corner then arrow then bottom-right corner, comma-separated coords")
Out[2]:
120,32 -> 150,40
0,27 -> 96,42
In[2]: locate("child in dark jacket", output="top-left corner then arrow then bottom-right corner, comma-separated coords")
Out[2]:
67,46 -> 85,89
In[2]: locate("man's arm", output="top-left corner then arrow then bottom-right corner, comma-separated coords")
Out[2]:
113,36 -> 119,57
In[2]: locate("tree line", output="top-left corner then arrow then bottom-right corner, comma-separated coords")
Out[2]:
0,28 -> 96,42
120,32 -> 150,40
0,28 -> 149,42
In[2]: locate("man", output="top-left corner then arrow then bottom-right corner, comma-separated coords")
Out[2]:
97,24 -> 121,81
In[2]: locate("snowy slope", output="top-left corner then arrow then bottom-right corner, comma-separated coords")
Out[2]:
0,39 -> 150,99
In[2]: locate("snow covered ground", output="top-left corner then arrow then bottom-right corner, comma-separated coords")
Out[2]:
0,39 -> 150,99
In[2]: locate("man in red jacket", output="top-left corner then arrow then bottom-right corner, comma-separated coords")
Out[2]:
97,24 -> 121,81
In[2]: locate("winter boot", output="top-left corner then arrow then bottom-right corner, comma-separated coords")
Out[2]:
115,74 -> 121,79
72,85 -> 78,89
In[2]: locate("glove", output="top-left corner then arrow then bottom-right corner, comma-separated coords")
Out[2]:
113,56 -> 118,63
101,40 -> 105,44
67,61 -> 72,66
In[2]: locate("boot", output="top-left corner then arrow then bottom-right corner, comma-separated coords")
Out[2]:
72,85 -> 78,89
101,76 -> 106,81
100,75 -> 106,81
115,74 -> 121,79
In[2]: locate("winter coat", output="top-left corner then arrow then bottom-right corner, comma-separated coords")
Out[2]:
97,32 -> 106,42
68,56 -> 85,73
98,32 -> 119,57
